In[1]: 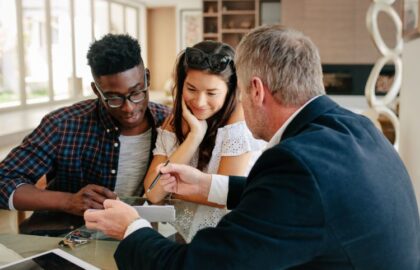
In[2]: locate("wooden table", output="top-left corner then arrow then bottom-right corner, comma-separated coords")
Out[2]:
0,200 -> 183,269
0,233 -> 119,269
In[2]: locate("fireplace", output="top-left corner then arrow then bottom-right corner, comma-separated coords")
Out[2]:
322,64 -> 394,95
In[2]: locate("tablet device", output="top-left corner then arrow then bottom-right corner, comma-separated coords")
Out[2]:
0,248 -> 99,270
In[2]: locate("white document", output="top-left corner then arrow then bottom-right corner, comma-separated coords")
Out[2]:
0,248 -> 99,270
0,243 -> 22,266
133,202 -> 176,222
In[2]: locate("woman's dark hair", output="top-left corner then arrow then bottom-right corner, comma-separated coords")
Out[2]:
171,41 -> 238,170
87,33 -> 143,77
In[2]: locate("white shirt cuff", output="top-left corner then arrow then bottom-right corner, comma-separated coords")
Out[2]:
8,191 -> 16,210
208,174 -> 229,205
124,218 -> 152,238
8,183 -> 27,210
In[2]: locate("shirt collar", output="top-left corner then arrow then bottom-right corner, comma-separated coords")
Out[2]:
97,100 -> 120,135
266,96 -> 320,149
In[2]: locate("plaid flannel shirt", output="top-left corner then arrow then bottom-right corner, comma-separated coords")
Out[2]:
0,99 -> 170,209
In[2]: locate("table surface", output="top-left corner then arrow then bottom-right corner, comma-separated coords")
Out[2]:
0,221 -> 181,270
0,197 -> 185,269
0,233 -> 120,270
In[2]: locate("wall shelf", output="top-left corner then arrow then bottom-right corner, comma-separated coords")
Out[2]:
222,11 -> 255,15
221,29 -> 251,33
202,0 -> 262,47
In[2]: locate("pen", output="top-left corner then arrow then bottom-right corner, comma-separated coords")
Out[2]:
146,160 -> 170,193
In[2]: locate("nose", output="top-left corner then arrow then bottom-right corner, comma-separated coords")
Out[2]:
195,92 -> 207,107
120,99 -> 135,113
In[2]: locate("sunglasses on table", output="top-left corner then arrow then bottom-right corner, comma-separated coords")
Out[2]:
184,47 -> 233,72
94,71 -> 148,108
58,229 -> 92,249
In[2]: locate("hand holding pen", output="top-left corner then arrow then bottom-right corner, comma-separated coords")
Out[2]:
146,160 -> 170,193
158,163 -> 210,197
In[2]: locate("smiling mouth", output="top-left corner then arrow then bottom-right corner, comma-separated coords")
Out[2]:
123,112 -> 139,119
192,107 -> 208,114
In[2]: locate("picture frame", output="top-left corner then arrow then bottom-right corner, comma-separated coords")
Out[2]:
180,9 -> 202,49
403,0 -> 420,40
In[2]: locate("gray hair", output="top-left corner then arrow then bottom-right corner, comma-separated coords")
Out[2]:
235,24 -> 325,106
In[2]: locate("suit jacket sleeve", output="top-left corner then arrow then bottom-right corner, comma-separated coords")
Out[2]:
226,176 -> 246,209
115,146 -> 326,269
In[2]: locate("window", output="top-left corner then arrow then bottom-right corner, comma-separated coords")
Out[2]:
110,2 -> 124,34
0,0 -> 141,110
23,0 -> 49,104
51,0 -> 72,100
0,0 -> 19,107
94,0 -> 109,40
126,6 -> 138,38
74,0 -> 93,97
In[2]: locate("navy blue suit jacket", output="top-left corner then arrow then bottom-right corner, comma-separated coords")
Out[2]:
115,96 -> 420,269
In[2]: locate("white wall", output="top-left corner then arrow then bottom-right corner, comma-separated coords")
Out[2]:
400,38 -> 420,209
329,95 -> 369,113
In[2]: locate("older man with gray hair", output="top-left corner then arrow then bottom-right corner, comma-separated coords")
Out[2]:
85,25 -> 420,269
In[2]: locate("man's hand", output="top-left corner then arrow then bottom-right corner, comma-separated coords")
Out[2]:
159,163 -> 212,198
65,184 -> 117,216
84,199 -> 139,240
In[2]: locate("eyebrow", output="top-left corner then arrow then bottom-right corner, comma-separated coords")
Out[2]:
102,83 -> 145,95
185,82 -> 219,92
129,83 -> 144,90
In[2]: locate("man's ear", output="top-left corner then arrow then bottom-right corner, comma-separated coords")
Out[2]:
145,68 -> 151,87
250,76 -> 265,106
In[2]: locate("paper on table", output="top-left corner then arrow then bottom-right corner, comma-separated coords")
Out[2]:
133,202 -> 175,222
0,243 -> 22,266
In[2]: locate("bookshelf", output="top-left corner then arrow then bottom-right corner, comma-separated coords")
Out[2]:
202,0 -> 260,47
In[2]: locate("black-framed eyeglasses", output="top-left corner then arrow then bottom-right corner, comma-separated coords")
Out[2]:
94,72 -> 148,108
184,47 -> 232,72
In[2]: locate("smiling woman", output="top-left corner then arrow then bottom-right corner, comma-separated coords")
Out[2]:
142,40 -> 266,242
182,70 -> 228,120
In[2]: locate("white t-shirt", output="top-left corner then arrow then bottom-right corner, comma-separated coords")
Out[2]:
153,121 -> 266,242
114,129 -> 152,196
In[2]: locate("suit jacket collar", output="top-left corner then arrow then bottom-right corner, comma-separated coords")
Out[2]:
281,95 -> 339,142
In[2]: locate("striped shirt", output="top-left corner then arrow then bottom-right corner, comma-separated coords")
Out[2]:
0,99 -> 170,208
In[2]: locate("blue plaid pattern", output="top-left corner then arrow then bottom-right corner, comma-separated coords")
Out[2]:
0,99 -> 170,208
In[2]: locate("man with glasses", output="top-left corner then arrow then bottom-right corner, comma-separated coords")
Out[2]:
0,34 -> 170,226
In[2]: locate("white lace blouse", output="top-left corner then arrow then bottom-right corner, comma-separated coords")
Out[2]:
153,121 -> 266,242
